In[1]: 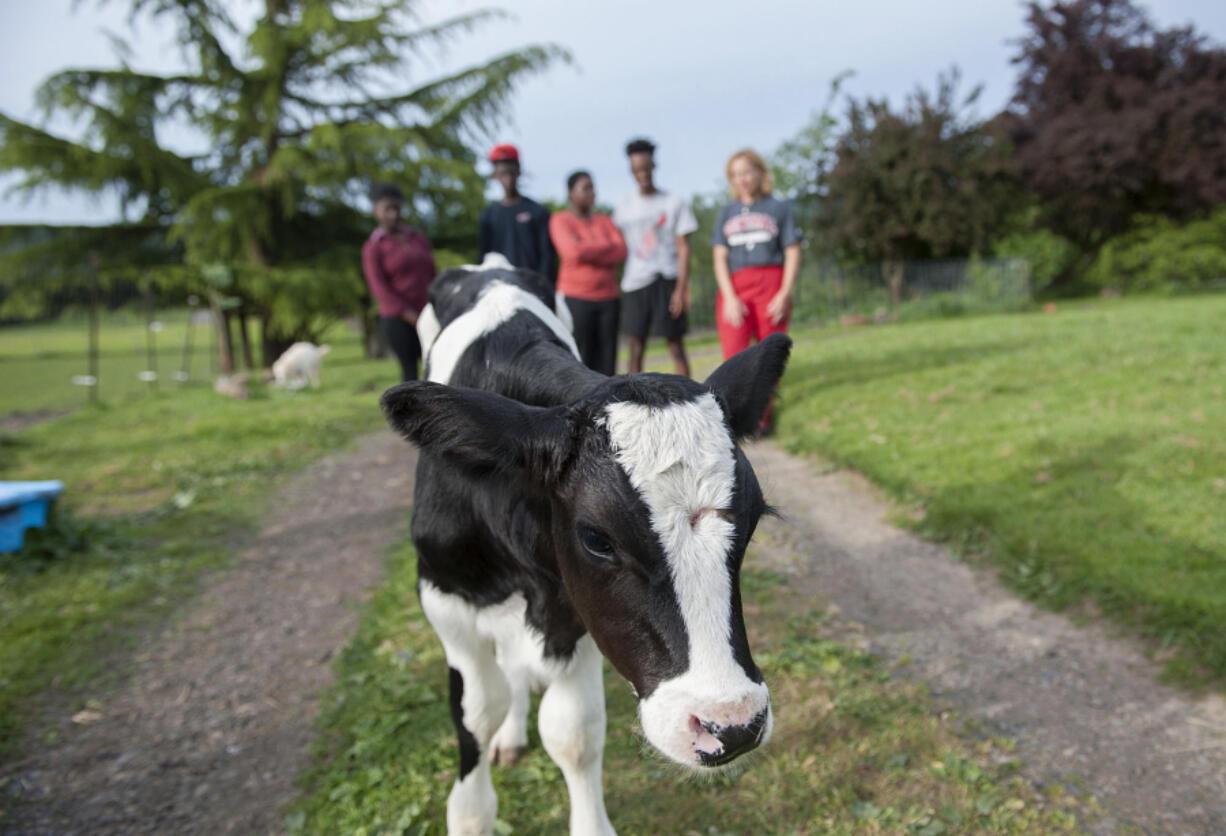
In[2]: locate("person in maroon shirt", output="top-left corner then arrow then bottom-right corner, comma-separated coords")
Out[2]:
361,183 -> 437,381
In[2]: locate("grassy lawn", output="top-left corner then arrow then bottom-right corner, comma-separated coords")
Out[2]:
291,541 -> 1083,835
0,310 -> 222,416
6,292 -> 1219,827
0,316 -> 403,752
774,294 -> 1226,682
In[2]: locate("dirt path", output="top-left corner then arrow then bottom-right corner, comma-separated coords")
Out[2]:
746,440 -> 1226,836
2,431 -> 416,835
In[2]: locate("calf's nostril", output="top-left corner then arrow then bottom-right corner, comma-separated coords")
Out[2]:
694,708 -> 769,767
689,714 -> 724,757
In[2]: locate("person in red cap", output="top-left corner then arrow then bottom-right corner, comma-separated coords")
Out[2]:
479,144 -> 555,278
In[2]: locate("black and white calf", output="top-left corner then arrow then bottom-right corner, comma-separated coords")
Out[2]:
381,256 -> 791,835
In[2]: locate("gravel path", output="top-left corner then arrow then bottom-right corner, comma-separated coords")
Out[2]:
746,440 -> 1226,836
2,431 -> 416,835
3,428 -> 1223,835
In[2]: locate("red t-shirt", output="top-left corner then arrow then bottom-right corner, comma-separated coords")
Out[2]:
361,225 -> 436,317
549,210 -> 627,302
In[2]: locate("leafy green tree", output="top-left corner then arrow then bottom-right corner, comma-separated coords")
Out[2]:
0,0 -> 568,365
819,69 -> 1020,303
0,224 -> 181,321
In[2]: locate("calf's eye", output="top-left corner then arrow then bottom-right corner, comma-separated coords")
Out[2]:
577,526 -> 615,561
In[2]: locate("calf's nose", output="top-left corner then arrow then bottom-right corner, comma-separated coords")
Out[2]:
690,708 -> 769,766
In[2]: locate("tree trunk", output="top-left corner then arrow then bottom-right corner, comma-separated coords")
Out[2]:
237,312 -> 255,370
87,251 -> 101,404
208,292 -> 235,374
260,311 -> 295,368
142,277 -> 158,391
363,310 -> 388,359
884,260 -> 906,307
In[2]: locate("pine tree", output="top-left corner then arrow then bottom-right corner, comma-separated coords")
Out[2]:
0,0 -> 568,366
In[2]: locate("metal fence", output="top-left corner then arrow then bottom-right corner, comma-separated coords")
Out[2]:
688,257 -> 1033,329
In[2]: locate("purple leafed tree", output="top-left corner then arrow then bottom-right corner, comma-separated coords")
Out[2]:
1002,0 -> 1226,250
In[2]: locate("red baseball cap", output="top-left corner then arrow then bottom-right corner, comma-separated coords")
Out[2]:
489,143 -> 520,164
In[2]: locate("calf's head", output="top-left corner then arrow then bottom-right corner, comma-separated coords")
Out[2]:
382,333 -> 790,768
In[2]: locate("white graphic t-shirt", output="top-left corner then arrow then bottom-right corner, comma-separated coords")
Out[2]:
612,190 -> 699,293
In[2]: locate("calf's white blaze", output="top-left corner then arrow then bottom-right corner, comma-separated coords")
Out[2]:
426,280 -> 580,385
602,395 -> 771,765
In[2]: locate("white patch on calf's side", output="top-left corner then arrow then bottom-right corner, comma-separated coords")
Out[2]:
416,303 -> 440,359
476,591 -> 580,685
427,281 -> 580,385
601,394 -> 771,765
477,590 -> 580,760
554,290 -> 574,335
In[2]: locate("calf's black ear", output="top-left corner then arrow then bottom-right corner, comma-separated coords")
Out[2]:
380,381 -> 571,484
702,332 -> 792,438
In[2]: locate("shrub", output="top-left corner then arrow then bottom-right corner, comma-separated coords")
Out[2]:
1087,208 -> 1226,291
992,227 -> 1081,291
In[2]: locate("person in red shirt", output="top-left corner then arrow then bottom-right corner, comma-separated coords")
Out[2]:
549,170 -> 627,376
361,183 -> 436,381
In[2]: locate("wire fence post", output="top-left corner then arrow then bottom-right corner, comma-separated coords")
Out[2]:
86,249 -> 101,405
142,271 -> 159,392
177,294 -> 199,384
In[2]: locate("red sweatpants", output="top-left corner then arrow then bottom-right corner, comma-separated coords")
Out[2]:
716,265 -> 788,431
716,264 -> 789,359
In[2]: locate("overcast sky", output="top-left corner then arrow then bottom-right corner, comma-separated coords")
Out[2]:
2,0 -> 1224,225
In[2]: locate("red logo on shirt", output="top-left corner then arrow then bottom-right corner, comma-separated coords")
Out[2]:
635,213 -> 670,259
723,212 -> 779,250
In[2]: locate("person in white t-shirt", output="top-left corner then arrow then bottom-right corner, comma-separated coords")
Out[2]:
612,138 -> 698,376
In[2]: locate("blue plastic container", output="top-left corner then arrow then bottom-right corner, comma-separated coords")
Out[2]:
0,481 -> 65,553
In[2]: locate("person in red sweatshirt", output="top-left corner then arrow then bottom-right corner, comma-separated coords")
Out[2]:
549,170 -> 627,376
361,183 -> 436,381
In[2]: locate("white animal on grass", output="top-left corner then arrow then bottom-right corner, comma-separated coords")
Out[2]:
271,342 -> 331,390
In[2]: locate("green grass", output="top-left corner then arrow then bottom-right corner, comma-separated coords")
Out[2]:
0,317 -> 405,753
290,541 -> 1084,835
0,310 -> 214,416
773,294 -> 1226,682
0,309 -> 375,416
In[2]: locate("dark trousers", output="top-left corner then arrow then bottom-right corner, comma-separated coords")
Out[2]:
565,296 -> 620,377
381,315 -> 422,382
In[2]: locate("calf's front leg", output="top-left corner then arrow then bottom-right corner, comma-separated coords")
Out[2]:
420,582 -> 510,836
538,635 -> 615,836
